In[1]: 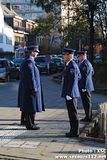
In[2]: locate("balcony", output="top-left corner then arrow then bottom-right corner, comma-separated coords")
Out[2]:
14,26 -> 25,32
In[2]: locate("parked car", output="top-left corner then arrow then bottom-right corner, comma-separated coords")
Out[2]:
0,58 -> 20,82
50,57 -> 64,72
35,55 -> 56,74
13,58 -> 24,69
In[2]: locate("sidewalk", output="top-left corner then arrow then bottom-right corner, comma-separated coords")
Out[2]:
0,107 -> 106,160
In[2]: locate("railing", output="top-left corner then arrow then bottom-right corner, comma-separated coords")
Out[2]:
14,26 -> 25,32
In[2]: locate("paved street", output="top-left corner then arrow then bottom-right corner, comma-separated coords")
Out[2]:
0,107 -> 106,160
0,75 -> 106,160
0,75 -> 107,109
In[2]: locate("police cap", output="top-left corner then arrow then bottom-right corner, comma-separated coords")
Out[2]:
26,45 -> 40,53
62,48 -> 75,55
77,51 -> 87,57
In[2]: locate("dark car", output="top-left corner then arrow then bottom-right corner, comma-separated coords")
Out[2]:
35,55 -> 56,74
0,58 -> 20,82
51,57 -> 64,72
13,58 -> 24,69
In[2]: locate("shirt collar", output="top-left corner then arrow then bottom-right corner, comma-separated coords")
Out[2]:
66,60 -> 72,66
30,56 -> 34,61
80,59 -> 86,64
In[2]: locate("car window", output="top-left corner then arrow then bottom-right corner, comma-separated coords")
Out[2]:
52,59 -> 61,62
0,60 -> 8,68
35,57 -> 46,63
13,59 -> 23,63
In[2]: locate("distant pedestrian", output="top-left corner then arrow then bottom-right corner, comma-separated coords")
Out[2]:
77,51 -> 94,122
18,46 -> 45,130
61,48 -> 81,138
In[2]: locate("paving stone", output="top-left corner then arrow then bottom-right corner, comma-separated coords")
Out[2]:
20,141 -> 40,149
4,140 -> 25,148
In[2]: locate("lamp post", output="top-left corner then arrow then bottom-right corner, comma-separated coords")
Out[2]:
67,0 -> 70,47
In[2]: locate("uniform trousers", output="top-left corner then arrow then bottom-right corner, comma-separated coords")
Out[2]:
80,91 -> 92,119
65,98 -> 79,135
23,112 -> 35,129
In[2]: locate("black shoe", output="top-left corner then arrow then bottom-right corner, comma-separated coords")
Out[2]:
26,125 -> 40,130
21,122 -> 38,126
65,132 -> 79,138
80,117 -> 92,122
20,122 -> 26,126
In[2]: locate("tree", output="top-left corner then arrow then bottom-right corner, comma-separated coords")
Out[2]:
29,13 -> 62,54
34,0 -> 61,15
34,0 -> 105,60
95,0 -> 107,40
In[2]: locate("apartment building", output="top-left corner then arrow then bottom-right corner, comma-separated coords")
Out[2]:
0,3 -> 14,52
2,4 -> 37,51
1,0 -> 45,20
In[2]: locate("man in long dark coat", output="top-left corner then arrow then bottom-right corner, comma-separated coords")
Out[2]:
18,46 -> 44,130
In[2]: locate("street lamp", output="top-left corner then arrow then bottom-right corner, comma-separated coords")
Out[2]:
67,0 -> 70,47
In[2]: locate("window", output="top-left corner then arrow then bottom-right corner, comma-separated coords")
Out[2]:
6,36 -> 12,45
0,34 -> 3,43
15,36 -> 20,42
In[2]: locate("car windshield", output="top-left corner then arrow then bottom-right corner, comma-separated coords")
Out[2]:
35,57 -> 46,63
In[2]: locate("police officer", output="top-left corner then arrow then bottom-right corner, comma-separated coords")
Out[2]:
77,51 -> 94,122
18,46 -> 44,130
61,48 -> 81,138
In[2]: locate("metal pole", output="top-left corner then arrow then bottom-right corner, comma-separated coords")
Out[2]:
67,0 -> 70,47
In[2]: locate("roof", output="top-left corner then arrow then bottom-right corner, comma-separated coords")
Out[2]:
1,4 -> 18,17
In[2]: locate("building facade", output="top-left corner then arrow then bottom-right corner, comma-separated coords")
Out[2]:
1,0 -> 45,20
0,3 -> 14,52
2,4 -> 37,51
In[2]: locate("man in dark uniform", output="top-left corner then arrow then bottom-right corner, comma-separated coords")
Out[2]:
18,46 -> 44,130
77,51 -> 94,122
61,48 -> 81,138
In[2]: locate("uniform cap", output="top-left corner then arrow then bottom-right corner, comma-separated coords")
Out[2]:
62,48 -> 75,55
77,51 -> 87,56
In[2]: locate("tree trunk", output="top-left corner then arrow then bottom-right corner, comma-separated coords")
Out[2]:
89,11 -> 94,63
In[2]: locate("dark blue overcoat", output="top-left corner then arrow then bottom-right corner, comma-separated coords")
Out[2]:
78,59 -> 94,92
18,56 -> 43,113
61,60 -> 81,98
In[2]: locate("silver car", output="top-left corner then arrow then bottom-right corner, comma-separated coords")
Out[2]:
0,58 -> 20,82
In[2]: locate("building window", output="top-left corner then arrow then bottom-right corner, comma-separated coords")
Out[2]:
26,24 -> 31,30
0,34 -> 3,43
15,36 -> 20,42
14,20 -> 19,27
6,36 -> 12,45
14,20 -> 22,27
